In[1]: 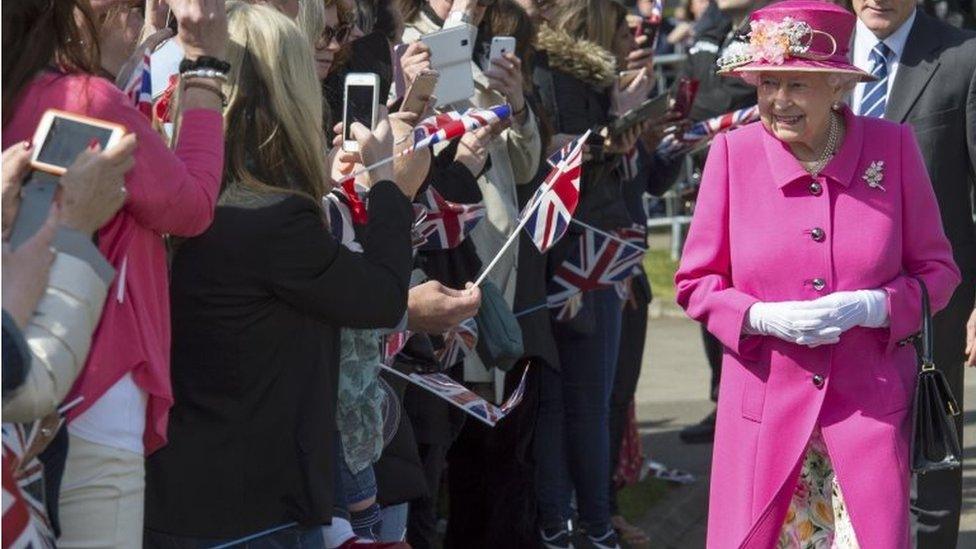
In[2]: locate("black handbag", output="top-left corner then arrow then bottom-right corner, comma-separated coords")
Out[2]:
909,280 -> 962,474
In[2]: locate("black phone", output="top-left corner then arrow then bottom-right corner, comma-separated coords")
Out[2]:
608,93 -> 671,137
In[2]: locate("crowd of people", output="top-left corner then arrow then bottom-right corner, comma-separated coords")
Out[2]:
1,1 -> 974,549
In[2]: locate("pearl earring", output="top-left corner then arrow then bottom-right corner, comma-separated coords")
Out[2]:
832,101 -> 843,111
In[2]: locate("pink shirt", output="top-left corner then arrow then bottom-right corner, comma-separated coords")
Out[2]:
3,71 -> 223,454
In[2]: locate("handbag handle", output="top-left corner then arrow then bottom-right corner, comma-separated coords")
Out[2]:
917,278 -> 934,371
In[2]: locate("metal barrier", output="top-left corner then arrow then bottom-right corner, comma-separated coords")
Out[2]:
645,53 -> 694,261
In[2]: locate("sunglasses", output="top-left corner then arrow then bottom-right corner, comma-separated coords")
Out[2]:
318,24 -> 353,48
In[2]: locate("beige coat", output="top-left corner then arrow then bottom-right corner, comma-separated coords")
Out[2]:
4,251 -> 111,422
403,12 -> 541,393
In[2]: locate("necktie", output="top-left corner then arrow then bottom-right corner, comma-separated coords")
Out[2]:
860,42 -> 892,118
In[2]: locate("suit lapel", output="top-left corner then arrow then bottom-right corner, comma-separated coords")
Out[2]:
885,12 -> 943,123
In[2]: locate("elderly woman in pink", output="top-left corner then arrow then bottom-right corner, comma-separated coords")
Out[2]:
674,2 -> 960,548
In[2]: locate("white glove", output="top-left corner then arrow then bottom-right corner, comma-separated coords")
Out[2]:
744,301 -> 844,347
794,290 -> 890,333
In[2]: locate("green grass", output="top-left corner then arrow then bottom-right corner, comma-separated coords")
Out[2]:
643,248 -> 680,305
616,476 -> 672,524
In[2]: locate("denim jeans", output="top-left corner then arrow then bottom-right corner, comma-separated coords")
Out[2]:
340,461 -> 377,506
535,287 -> 622,532
144,524 -> 325,548
378,503 -> 409,541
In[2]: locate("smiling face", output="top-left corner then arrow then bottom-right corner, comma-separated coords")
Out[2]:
852,0 -> 916,40
756,71 -> 842,150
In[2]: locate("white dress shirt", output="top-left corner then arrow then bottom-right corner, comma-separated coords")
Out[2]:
851,8 -> 918,114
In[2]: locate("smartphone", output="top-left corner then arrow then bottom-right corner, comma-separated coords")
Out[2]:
634,17 -> 661,50
400,70 -> 439,117
8,173 -> 58,248
618,69 -> 642,89
608,93 -> 670,137
489,36 -> 516,65
343,73 -> 380,152
419,26 -> 475,107
29,109 -> 126,176
672,77 -> 700,119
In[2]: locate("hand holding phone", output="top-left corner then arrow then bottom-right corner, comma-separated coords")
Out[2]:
28,110 -> 126,176
343,73 -> 381,152
489,36 -> 516,65
400,70 -> 439,117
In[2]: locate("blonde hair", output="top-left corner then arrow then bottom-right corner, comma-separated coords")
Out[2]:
548,0 -> 628,52
221,0 -> 329,202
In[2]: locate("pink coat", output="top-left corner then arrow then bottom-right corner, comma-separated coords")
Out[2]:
3,72 -> 223,454
674,107 -> 960,549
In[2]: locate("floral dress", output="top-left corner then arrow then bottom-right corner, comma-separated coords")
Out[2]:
778,429 -> 860,548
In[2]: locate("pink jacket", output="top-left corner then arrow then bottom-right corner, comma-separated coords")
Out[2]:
3,72 -> 223,454
675,107 -> 960,549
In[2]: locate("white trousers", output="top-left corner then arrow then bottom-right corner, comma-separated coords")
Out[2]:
58,434 -> 144,549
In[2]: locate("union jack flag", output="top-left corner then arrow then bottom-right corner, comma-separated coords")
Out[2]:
521,131 -> 590,253
414,188 -> 485,250
383,330 -> 413,365
436,317 -> 478,368
324,192 -> 363,252
411,205 -> 436,249
121,49 -> 153,119
2,423 -> 56,549
657,105 -> 760,159
648,0 -> 664,24
379,363 -> 531,427
547,226 -> 647,315
411,104 -> 511,152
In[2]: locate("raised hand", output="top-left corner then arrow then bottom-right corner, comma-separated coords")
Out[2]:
167,0 -> 228,60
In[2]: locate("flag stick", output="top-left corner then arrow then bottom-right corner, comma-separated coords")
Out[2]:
569,219 -> 648,252
473,130 -> 592,287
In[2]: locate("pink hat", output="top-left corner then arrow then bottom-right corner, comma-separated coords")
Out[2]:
717,0 -> 876,82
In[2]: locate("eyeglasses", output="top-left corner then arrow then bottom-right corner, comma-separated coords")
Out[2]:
318,24 -> 352,48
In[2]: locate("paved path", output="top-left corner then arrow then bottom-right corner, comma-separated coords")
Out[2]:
633,315 -> 976,548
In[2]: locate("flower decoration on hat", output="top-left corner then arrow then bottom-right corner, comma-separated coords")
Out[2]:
717,17 -> 835,72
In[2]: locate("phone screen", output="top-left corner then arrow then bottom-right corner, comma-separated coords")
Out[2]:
36,117 -> 115,170
344,84 -> 376,141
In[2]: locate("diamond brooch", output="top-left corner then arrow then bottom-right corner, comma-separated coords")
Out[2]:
862,160 -> 885,191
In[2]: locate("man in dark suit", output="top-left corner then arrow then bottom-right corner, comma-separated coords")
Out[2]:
852,1 -> 976,547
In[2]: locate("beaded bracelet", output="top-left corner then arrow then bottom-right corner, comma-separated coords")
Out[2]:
181,69 -> 229,82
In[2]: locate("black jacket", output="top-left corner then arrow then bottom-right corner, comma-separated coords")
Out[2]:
879,10 -> 976,273
677,6 -> 756,122
145,181 -> 413,538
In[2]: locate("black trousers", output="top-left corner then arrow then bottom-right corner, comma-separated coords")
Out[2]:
916,272 -> 975,549
442,362 -> 540,549
608,278 -> 650,515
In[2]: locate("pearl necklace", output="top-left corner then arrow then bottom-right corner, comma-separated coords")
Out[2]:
804,112 -> 840,177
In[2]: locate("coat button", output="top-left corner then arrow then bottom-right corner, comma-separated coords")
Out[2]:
812,278 -> 826,291
809,182 -> 823,196
812,374 -> 825,388
811,227 -> 825,242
